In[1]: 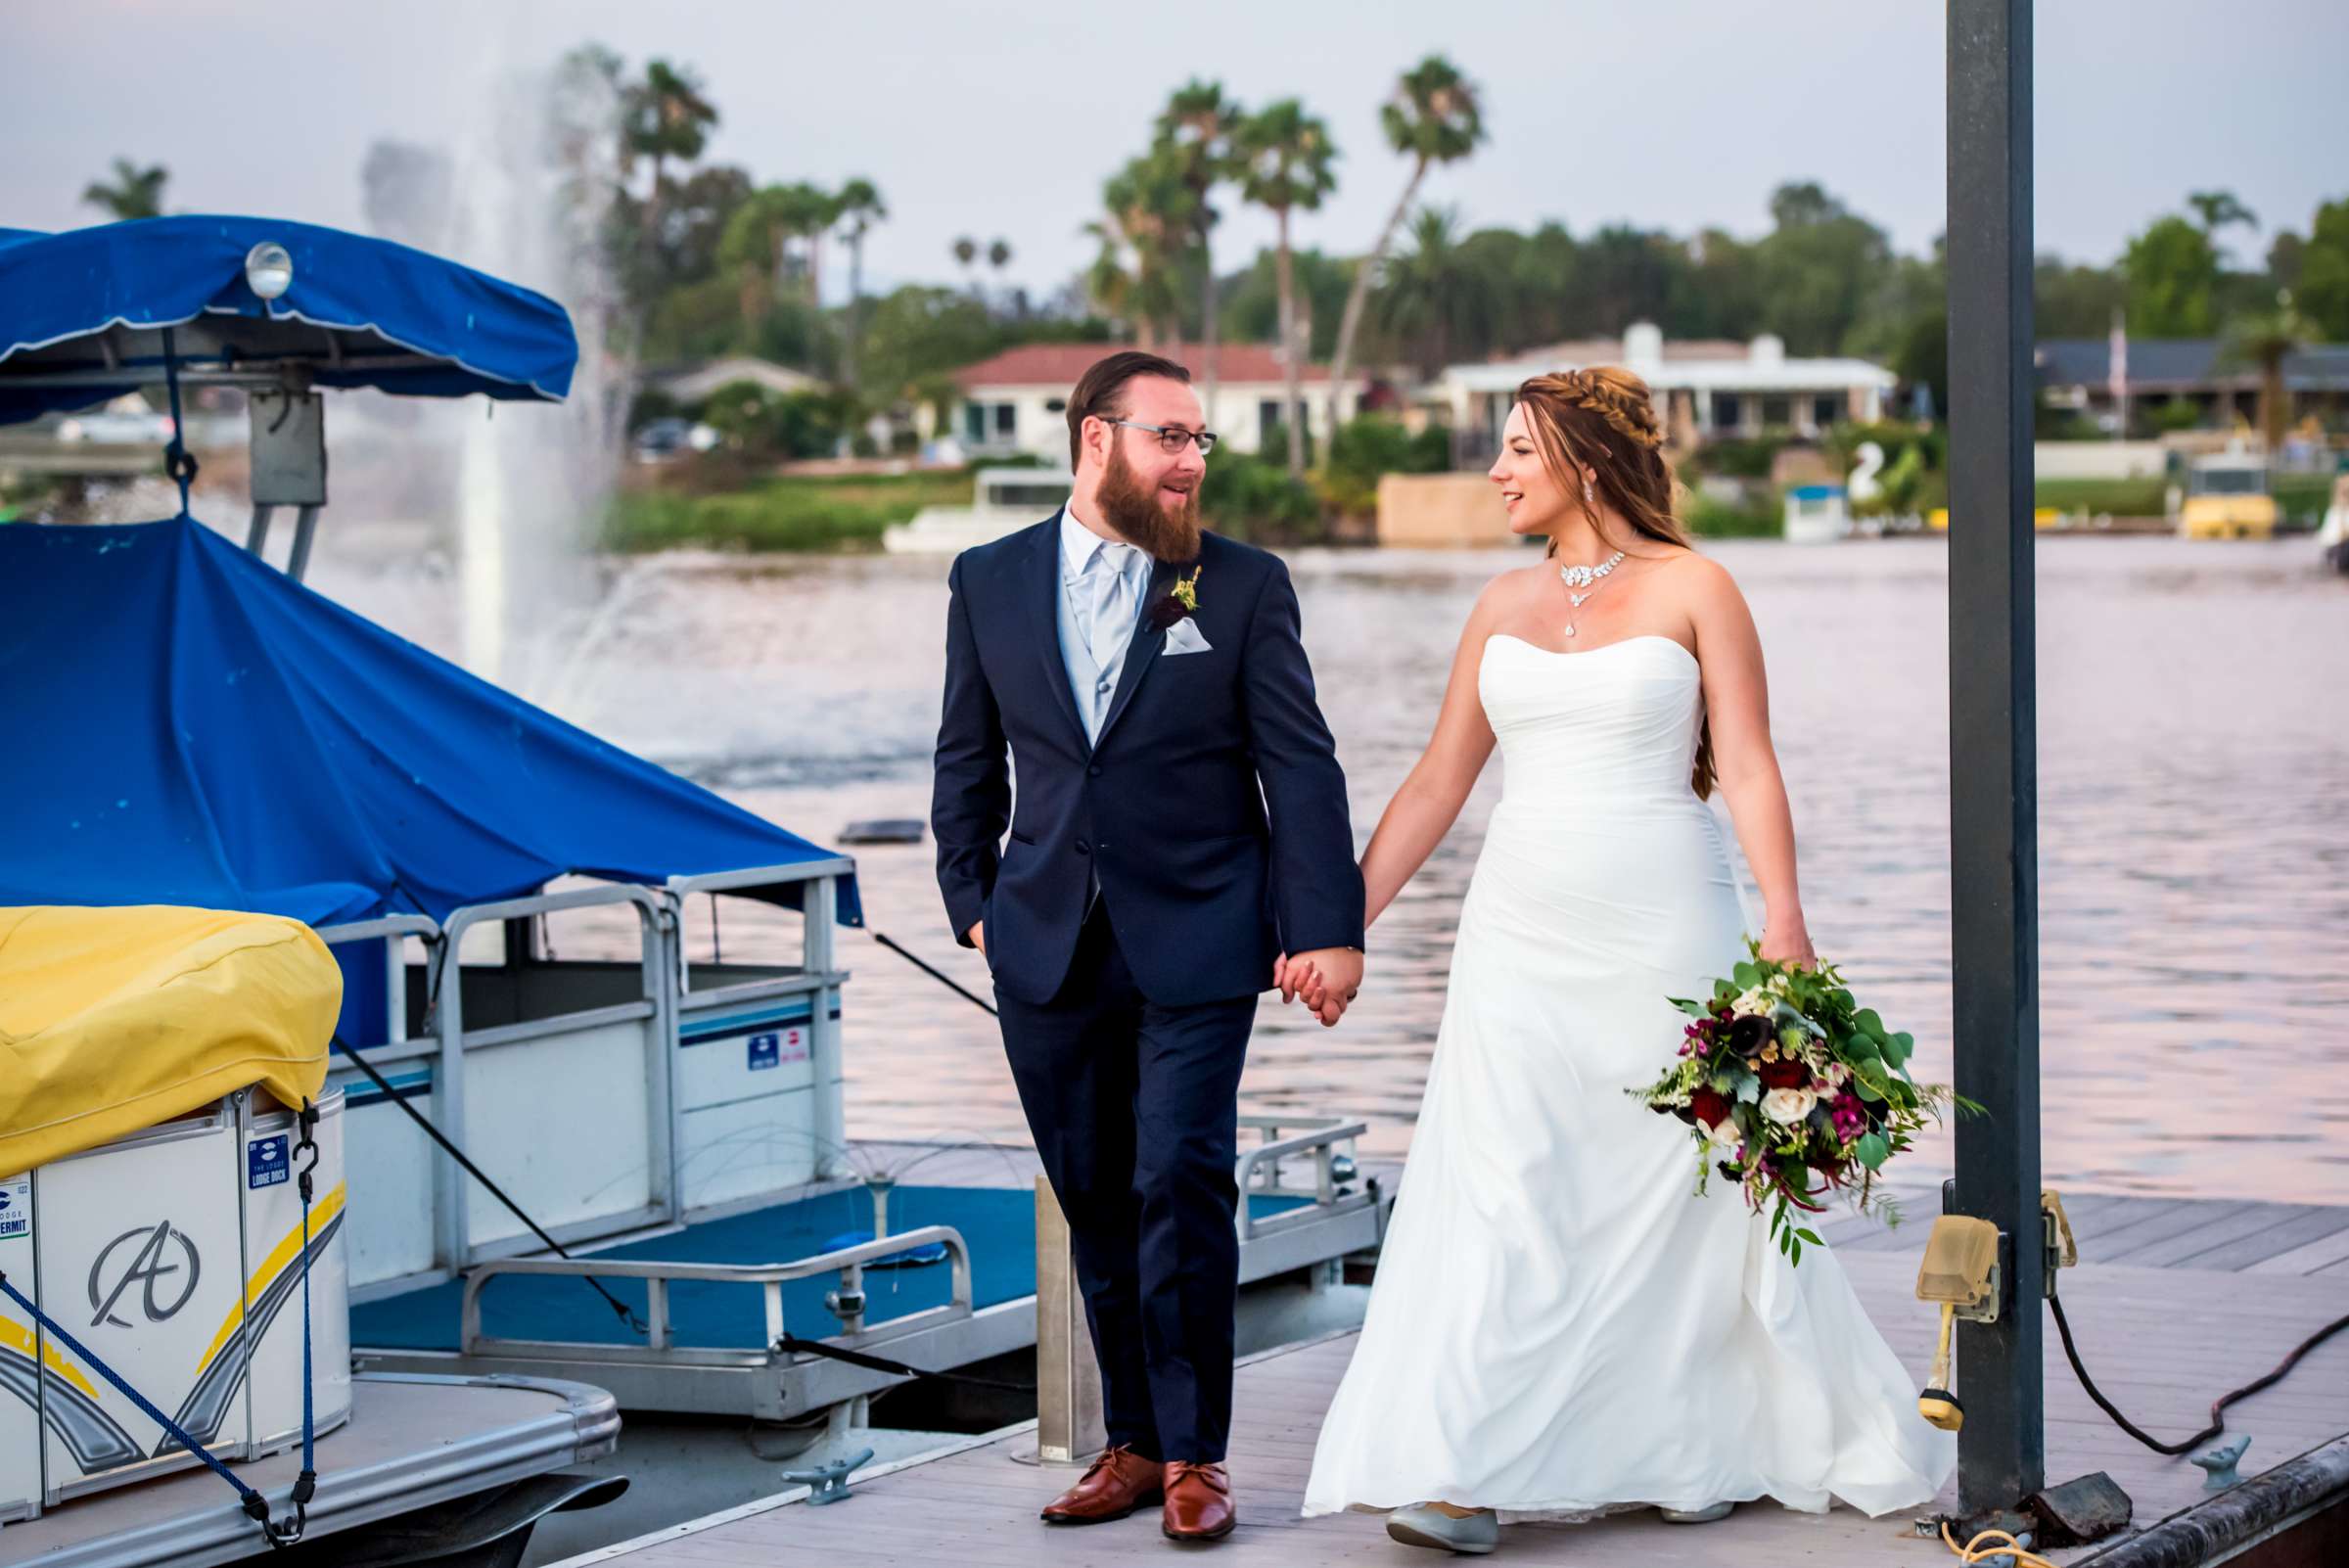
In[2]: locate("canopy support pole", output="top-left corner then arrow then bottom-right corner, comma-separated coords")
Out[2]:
1947,0 -> 2047,1516
287,504 -> 322,582
247,503 -> 276,556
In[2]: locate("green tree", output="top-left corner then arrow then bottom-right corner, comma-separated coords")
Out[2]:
2220,295 -> 2313,453
82,159 -> 167,220
833,178 -> 887,391
2295,198 -> 2349,341
1665,228 -> 1765,344
1088,151 -> 1193,347
2124,214 -> 2222,336
1373,207 -> 1495,377
1222,247 -> 1355,359
951,236 -> 980,297
1234,100 -> 1341,479
1156,80 -> 1245,411
1752,181 -> 1891,354
719,183 -> 836,332
1576,224 -> 1685,341
2033,254 -> 2126,337
2267,229 -> 2305,297
856,285 -> 1005,403
1327,55 -> 1486,432
623,60 -> 718,232
2187,188 -> 2259,262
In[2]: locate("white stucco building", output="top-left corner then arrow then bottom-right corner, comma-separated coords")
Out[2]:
1434,322 -> 1896,455
949,344 -> 1372,461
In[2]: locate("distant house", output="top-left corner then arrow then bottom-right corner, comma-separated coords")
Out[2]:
1431,322 -> 1896,456
2036,339 -> 2349,430
949,344 -> 1372,461
641,355 -> 823,405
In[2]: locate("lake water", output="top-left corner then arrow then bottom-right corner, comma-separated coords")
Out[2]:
310,529 -> 2349,1203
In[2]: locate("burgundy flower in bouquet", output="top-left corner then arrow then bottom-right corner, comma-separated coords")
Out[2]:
1627,940 -> 1979,1267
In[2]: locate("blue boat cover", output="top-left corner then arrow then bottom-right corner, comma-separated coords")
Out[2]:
0,517 -> 860,930
0,215 -> 576,423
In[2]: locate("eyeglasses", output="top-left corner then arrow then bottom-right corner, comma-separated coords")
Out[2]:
1105,418 -> 1218,456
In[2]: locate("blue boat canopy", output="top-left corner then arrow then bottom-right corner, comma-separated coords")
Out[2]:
0,517 -> 860,930
0,215 -> 577,424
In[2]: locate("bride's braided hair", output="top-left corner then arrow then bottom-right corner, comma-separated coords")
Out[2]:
1515,365 -> 1717,800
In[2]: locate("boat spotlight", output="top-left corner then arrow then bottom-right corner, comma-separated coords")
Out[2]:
244,241 -> 294,300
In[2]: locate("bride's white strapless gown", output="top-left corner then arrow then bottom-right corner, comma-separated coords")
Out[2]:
1302,633 -> 1955,1523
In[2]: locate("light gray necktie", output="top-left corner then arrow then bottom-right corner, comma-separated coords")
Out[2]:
1084,543 -> 1135,729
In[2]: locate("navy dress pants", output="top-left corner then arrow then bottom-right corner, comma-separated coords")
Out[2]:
994,901 -> 1256,1462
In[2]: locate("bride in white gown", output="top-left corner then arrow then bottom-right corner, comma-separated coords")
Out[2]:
1287,369 -> 1954,1553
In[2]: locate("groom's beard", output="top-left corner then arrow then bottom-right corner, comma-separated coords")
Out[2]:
1096,440 -> 1203,564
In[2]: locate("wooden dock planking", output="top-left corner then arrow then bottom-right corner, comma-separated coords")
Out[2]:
565,1254 -> 2349,1568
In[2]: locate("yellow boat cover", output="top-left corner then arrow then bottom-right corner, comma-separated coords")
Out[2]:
0,906 -> 339,1177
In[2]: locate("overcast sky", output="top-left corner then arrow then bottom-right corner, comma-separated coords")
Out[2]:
6,1 -> 2340,305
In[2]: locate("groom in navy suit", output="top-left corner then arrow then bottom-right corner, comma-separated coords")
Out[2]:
932,350 -> 1364,1542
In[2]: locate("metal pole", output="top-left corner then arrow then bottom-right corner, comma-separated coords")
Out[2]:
1947,0 -> 2046,1515
1034,1176 -> 1106,1465
285,504 -> 322,582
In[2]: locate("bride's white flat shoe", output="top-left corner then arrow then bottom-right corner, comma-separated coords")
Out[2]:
1386,1503 -> 1500,1554
1657,1500 -> 1735,1523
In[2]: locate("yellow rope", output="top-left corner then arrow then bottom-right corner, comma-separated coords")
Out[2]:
1941,1519 -> 2060,1568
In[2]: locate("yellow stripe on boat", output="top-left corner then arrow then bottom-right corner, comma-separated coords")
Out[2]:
193,1181 -> 346,1378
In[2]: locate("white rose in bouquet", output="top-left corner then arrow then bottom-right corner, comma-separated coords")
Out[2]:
1761,1086 -> 1819,1126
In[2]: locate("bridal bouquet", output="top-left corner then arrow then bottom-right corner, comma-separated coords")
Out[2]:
1627,942 -> 1975,1267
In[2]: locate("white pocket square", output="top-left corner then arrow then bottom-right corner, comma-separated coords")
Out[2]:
1161,619 -> 1214,656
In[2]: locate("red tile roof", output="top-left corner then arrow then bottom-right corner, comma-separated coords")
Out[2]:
954,342 -> 1349,390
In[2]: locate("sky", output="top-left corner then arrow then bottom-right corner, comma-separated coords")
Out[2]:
5,1 -> 2341,307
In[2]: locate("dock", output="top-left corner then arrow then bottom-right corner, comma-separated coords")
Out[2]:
547,1183 -> 2349,1567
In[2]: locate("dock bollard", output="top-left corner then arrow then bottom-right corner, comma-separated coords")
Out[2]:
1035,1176 -> 1108,1463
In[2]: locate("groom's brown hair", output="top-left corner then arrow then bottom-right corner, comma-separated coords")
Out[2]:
1067,350 -> 1192,470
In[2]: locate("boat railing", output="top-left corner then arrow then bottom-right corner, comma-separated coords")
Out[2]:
1233,1117 -> 1371,1241
457,1223 -> 974,1365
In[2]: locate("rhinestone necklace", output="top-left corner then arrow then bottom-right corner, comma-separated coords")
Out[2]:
1556,550 -> 1627,636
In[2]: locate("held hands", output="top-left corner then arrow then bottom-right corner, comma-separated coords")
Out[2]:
1274,947 -> 1364,1028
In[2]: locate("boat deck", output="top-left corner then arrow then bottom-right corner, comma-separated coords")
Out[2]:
0,1374 -> 617,1568
553,1189 -> 2349,1568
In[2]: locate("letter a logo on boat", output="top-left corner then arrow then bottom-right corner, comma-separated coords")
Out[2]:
87,1222 -> 202,1327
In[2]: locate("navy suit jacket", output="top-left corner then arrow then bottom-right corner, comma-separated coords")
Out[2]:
932,516 -> 1363,1008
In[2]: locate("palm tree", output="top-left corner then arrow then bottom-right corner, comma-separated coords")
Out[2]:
2220,292 -> 2312,456
719,182 -> 835,330
1373,206 -> 1486,379
1086,156 -> 1190,348
988,238 -> 1014,305
624,60 -> 718,233
1156,80 -> 1243,417
834,178 -> 887,390
952,236 -> 980,299
777,182 -> 839,308
1327,56 -> 1484,434
1234,101 -> 1339,477
82,159 -> 167,220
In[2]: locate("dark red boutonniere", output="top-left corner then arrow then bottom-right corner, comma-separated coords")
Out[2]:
1146,564 -> 1204,631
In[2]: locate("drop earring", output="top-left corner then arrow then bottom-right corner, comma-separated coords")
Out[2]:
1582,477 -> 1595,508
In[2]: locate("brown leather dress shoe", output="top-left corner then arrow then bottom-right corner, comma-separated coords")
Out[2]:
1040,1444 -> 1164,1524
1161,1460 -> 1236,1541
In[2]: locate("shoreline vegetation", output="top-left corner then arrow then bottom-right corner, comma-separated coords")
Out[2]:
601,421 -> 2330,554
